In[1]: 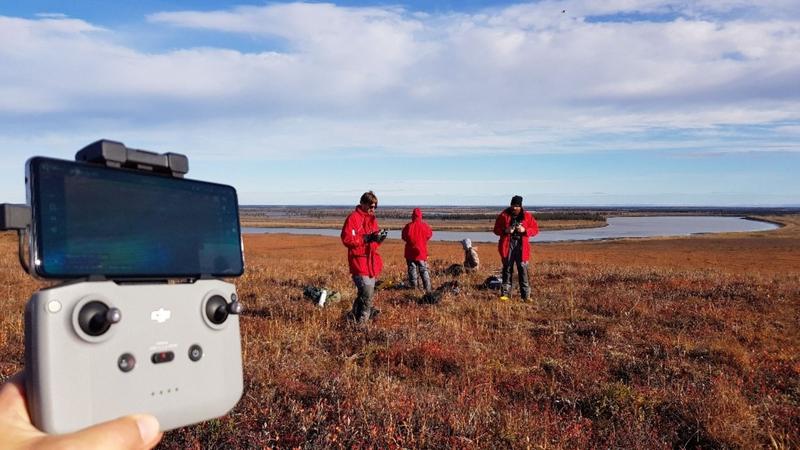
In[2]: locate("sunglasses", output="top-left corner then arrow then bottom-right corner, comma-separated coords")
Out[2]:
368,204 -> 377,210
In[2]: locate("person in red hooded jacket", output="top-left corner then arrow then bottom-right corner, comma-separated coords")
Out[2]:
341,191 -> 385,323
493,195 -> 539,301
401,208 -> 433,292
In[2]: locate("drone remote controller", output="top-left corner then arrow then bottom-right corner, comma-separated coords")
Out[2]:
24,279 -> 243,433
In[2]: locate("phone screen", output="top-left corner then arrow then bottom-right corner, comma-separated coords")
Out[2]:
28,157 -> 244,279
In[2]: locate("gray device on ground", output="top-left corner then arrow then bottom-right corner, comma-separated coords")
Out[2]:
2,139 -> 245,433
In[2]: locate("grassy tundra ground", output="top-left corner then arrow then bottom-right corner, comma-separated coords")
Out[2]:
1,216 -> 798,449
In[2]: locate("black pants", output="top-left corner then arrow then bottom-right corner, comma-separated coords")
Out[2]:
501,244 -> 530,299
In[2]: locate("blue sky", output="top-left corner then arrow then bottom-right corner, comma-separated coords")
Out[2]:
1,1 -> 799,206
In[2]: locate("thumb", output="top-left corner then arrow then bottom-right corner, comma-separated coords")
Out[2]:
41,414 -> 162,450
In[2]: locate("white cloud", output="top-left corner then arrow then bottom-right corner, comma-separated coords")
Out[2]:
0,1 -> 799,162
149,3 -> 425,97
143,1 -> 800,123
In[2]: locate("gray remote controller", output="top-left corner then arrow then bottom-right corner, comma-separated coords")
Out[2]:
24,279 -> 243,434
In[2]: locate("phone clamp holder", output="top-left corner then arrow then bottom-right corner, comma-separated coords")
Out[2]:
76,139 -> 189,178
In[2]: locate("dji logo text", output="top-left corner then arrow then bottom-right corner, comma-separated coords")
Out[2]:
150,308 -> 172,323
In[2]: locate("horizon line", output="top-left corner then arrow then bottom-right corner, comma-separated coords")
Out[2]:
239,204 -> 800,209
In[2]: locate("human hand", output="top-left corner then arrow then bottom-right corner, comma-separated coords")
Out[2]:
0,372 -> 163,450
363,232 -> 378,244
516,225 -> 526,233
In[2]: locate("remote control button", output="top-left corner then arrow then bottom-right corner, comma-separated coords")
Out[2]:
188,344 -> 203,362
46,300 -> 62,313
118,353 -> 136,372
231,293 -> 238,302
151,351 -> 175,364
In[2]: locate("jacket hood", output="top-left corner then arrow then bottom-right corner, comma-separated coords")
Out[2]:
412,208 -> 422,220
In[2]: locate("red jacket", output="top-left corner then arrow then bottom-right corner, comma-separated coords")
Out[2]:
493,208 -> 539,261
401,208 -> 433,261
341,206 -> 383,277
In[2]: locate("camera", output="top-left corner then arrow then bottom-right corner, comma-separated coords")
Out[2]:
377,228 -> 388,243
364,228 -> 388,243
3,139 -> 245,433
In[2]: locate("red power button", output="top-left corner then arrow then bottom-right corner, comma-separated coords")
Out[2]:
151,351 -> 175,364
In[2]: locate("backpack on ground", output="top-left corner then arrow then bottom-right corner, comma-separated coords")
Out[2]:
482,275 -> 502,290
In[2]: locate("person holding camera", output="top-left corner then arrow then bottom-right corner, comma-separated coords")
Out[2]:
493,195 -> 539,301
341,191 -> 386,324
401,208 -> 433,292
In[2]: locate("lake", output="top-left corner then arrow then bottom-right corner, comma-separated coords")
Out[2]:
241,216 -> 779,243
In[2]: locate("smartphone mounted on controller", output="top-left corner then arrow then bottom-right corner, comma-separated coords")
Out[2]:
2,139 -> 245,433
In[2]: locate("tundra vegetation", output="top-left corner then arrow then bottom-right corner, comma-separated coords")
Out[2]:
0,214 -> 798,449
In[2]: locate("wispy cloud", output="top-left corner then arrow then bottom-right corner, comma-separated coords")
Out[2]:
0,1 -> 798,204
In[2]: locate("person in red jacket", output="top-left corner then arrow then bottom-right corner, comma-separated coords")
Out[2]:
341,191 -> 385,324
401,208 -> 433,292
493,195 -> 539,301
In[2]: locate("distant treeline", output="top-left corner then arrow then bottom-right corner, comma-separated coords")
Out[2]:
528,212 -> 606,222
267,209 -> 606,222
376,211 -> 606,222
241,205 -> 800,220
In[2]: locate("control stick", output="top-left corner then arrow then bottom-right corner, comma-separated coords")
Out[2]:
77,301 -> 121,336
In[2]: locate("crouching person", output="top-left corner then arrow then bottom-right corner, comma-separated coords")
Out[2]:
401,208 -> 433,292
462,238 -> 480,272
341,191 -> 385,324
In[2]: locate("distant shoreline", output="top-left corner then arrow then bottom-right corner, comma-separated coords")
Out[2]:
239,218 -> 608,232
743,216 -> 786,229
241,216 -> 782,243
240,206 -> 797,233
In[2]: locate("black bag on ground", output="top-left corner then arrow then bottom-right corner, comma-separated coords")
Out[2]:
418,280 -> 460,305
445,264 -> 464,276
482,275 -> 502,290
420,291 -> 442,304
